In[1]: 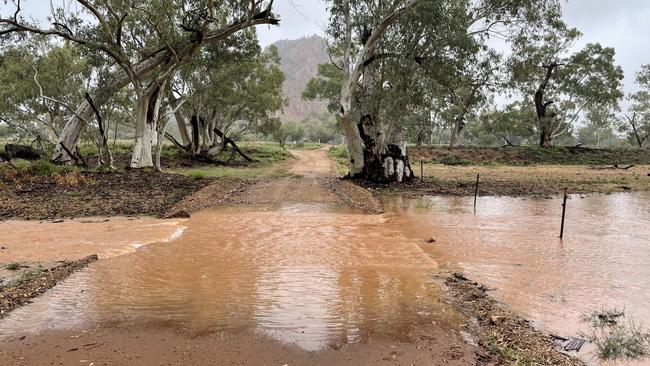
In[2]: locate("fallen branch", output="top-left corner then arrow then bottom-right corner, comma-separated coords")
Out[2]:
212,128 -> 256,162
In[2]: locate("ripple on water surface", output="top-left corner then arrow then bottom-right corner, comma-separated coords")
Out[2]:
0,204 -> 459,351
386,191 -> 650,364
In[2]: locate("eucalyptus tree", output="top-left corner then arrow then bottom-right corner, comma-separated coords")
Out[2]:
0,41 -> 89,142
622,65 -> 650,148
508,26 -> 624,148
1,0 -> 280,167
310,0 -> 565,182
169,31 -> 284,160
466,102 -> 537,146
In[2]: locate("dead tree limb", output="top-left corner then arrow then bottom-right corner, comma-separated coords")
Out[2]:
85,92 -> 114,168
212,128 -> 256,162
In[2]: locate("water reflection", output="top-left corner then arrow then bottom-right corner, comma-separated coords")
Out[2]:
0,205 -> 459,351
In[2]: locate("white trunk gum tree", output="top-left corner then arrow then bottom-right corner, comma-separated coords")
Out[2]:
0,1 -> 280,165
131,80 -> 167,168
338,0 -> 417,182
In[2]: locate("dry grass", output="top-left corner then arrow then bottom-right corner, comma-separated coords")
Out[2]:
422,164 -> 650,196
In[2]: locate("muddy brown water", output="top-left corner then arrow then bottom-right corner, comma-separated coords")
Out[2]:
385,191 -> 650,365
1,149 -> 648,364
0,203 -> 462,352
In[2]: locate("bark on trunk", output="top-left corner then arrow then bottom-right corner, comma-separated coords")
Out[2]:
539,129 -> 554,148
535,64 -> 559,149
51,7 -> 281,164
336,0 -> 417,182
53,51 -> 169,163
130,95 -> 155,168
131,83 -> 165,168
450,117 -> 464,148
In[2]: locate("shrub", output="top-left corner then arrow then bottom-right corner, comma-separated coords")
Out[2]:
582,309 -> 650,361
438,154 -> 472,166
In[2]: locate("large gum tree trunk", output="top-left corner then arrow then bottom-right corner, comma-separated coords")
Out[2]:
535,64 -> 559,149
336,0 -> 417,182
53,51 -> 169,163
356,57 -> 412,182
130,84 -> 165,168
539,126 -> 554,148
449,117 -> 463,148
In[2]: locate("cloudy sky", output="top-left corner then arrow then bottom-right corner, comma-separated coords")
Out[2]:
257,0 -> 650,96
3,0 -> 649,94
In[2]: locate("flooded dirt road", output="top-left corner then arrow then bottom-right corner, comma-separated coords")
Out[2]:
386,192 -> 650,365
1,148 -> 647,365
0,149 -> 475,365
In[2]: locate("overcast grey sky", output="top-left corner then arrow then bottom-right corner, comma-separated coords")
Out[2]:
258,0 -> 650,96
3,0 -> 648,95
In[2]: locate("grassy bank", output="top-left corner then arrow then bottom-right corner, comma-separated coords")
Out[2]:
171,142 -> 292,179
416,163 -> 650,196
325,145 -> 650,196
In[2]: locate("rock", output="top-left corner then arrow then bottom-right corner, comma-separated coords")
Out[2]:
424,238 -> 436,243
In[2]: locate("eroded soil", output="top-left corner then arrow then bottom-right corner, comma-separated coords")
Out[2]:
0,169 -> 212,221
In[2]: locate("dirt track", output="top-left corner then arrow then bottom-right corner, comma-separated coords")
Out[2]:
0,147 -> 476,365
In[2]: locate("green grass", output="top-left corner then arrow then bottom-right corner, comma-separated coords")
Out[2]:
582,309 -> 650,361
173,142 -> 291,179
482,331 -> 534,366
291,142 -> 325,150
327,145 -> 349,176
5,262 -> 20,271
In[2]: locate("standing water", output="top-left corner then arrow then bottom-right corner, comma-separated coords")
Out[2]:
385,191 -> 650,365
1,146 -> 648,364
0,203 -> 461,351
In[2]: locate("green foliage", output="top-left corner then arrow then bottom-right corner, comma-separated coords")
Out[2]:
187,171 -> 206,180
272,121 -> 305,147
508,24 -> 624,145
467,102 -> 538,146
0,42 -> 89,140
302,112 -> 342,144
179,32 -> 286,141
621,65 -> 650,147
303,63 -> 343,114
582,309 -> 650,361
5,262 -> 20,271
328,145 -> 349,159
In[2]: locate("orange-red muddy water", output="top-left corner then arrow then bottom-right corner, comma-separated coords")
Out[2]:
385,191 -> 650,365
0,203 -> 462,353
1,180 -> 649,364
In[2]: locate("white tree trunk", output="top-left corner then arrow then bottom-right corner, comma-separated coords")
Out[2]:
131,95 -> 155,168
337,0 -> 418,179
53,52 -> 169,163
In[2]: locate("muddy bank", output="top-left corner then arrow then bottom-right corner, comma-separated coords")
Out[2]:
0,324 -> 475,366
0,255 -> 98,318
324,177 -> 384,213
444,273 -> 585,366
163,176 -> 255,218
0,169 -> 212,220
